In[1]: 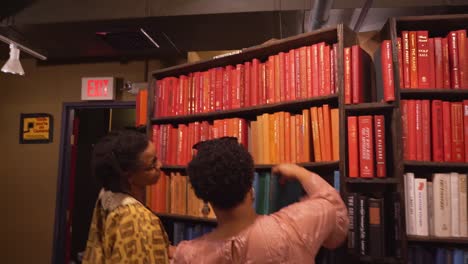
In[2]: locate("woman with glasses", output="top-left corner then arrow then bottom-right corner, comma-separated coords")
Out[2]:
171,137 -> 348,264
82,129 -> 171,264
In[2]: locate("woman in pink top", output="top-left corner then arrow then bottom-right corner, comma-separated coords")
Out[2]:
172,137 -> 348,264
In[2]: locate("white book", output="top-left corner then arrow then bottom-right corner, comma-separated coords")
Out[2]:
414,178 -> 429,236
450,172 -> 460,237
459,173 -> 467,237
404,173 -> 416,235
427,182 -> 435,236
433,173 -> 451,237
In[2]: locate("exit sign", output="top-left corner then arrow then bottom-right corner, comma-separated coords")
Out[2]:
81,77 -> 115,100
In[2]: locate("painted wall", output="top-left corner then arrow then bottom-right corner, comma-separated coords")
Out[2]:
0,58 -> 163,263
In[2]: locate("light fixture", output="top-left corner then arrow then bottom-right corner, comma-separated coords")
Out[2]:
2,44 -> 24,76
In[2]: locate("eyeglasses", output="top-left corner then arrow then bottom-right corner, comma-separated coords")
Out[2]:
141,157 -> 158,171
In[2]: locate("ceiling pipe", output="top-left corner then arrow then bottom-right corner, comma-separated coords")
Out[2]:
353,0 -> 373,32
308,0 -> 334,31
0,34 -> 47,60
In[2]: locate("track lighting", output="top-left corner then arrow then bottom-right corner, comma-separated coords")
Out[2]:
2,44 -> 24,76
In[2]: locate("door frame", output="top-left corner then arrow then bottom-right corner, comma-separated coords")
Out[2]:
52,101 -> 135,264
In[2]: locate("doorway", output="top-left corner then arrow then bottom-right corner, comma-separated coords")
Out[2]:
52,101 -> 137,264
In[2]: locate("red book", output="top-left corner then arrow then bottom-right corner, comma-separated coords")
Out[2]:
209,69 -> 216,111
323,45 -> 331,95
274,54 -> 281,102
422,100 -> 431,161
319,42 -> 327,96
448,31 -> 461,89
409,31 -> 418,88
415,100 -> 423,160
177,76 -> 185,115
407,100 -> 417,160
344,47 -> 352,104
464,100 -> 468,162
250,59 -> 259,106
442,101 -> 452,161
244,62 -> 251,107
214,67 -> 224,111
397,37 -> 404,89
432,100 -> 444,162
223,66 -> 233,110
154,80 -> 162,117
284,52 -> 291,101
203,71 -> 211,112
451,102 -> 465,162
312,44 -> 320,97
294,48 -> 301,99
238,118 -> 249,149
401,100 -> 409,160
417,31 -> 430,89
288,49 -> 297,101
402,31 -> 411,88
352,45 -> 363,103
442,38 -> 451,89
182,75 -> 190,115
457,30 -> 467,88
299,47 -> 308,98
330,44 -> 336,94
231,65 -> 242,109
278,52 -> 286,102
188,73 -> 195,114
434,38 -> 444,88
359,116 -> 374,178
381,40 -> 395,102
347,116 -> 359,177
260,63 -> 268,104
197,73 -> 204,113
333,43 -> 338,94
374,115 -> 386,177
306,46 -> 313,97
267,56 -> 275,103
428,38 -> 436,88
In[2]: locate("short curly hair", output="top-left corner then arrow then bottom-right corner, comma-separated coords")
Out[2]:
187,137 -> 254,209
91,129 -> 149,193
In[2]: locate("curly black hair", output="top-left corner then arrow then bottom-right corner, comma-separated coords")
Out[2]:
187,137 -> 254,209
91,129 -> 149,193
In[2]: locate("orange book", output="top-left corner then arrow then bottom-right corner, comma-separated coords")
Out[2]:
153,171 -> 167,213
306,46 -> 313,97
279,112 -> 286,162
180,174 -> 188,215
409,31 -> 418,88
318,107 -> 327,161
250,120 -> 258,162
139,89 -> 148,126
295,114 -> 303,162
290,115 -> 297,163
262,113 -> 270,164
169,173 -> 176,213
347,116 -> 359,177
299,47 -> 308,98
310,107 -> 322,161
322,105 -> 333,161
284,112 -> 291,162
331,108 -> 339,161
302,109 -> 311,162
278,52 -> 286,102
267,56 -> 275,103
270,114 -> 280,164
256,117 -> 264,164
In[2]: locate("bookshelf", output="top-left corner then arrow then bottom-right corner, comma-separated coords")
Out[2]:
383,13 -> 468,263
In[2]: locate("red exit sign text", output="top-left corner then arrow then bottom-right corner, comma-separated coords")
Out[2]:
81,77 -> 115,100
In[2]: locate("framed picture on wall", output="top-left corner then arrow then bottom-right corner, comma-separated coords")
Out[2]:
19,113 -> 53,144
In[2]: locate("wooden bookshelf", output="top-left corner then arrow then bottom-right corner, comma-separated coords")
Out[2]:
154,212 -> 217,224
407,235 -> 468,245
400,88 -> 468,100
404,160 -> 468,171
152,95 -> 338,125
345,178 -> 399,184
344,102 -> 395,113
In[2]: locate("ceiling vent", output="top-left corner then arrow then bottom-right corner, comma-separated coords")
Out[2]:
96,28 -> 160,51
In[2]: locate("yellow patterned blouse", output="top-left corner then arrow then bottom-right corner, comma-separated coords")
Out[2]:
82,189 -> 169,264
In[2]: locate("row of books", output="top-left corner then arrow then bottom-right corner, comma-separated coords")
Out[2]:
153,42 -> 339,117
404,172 -> 468,238
347,115 -> 387,178
408,246 -> 468,264
250,106 -> 339,164
152,118 -> 248,166
401,100 -> 468,162
147,172 -> 216,219
346,193 -> 401,258
396,29 -> 468,89
172,222 -> 214,245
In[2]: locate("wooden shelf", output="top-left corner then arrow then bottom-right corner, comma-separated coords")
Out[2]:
407,235 -> 468,245
404,161 -> 468,172
152,95 -> 338,124
344,102 -> 394,113
400,88 -> 468,100
345,178 -> 399,184
162,161 -> 340,172
154,212 -> 217,224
